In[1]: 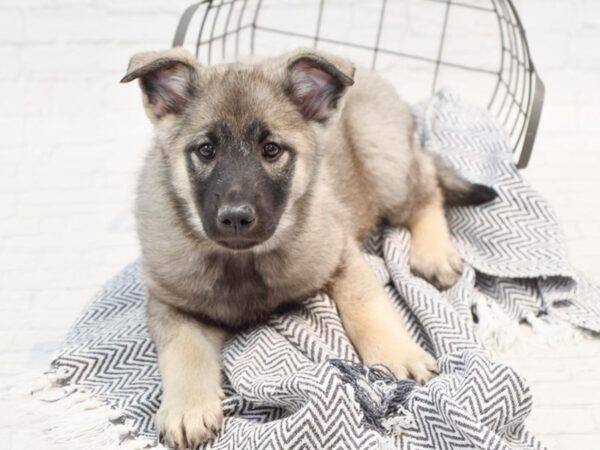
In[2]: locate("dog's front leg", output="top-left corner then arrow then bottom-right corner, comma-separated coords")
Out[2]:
329,239 -> 438,384
147,293 -> 225,448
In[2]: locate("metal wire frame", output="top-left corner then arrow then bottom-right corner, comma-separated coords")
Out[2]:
173,0 -> 544,169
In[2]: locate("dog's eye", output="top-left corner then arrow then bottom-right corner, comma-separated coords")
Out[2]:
262,143 -> 282,161
195,143 -> 216,161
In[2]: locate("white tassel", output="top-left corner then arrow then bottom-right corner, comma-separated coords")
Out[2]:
473,294 -> 519,352
382,413 -> 416,436
524,311 -> 583,347
1,367 -> 158,450
378,437 -> 401,450
121,437 -> 157,450
106,409 -> 126,422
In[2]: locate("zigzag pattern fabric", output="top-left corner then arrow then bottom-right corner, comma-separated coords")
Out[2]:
52,91 -> 600,449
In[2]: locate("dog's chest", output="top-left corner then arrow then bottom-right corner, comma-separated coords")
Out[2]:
210,254 -> 268,298
196,252 -> 290,327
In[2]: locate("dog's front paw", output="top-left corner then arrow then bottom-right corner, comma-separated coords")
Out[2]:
410,239 -> 463,290
156,388 -> 224,449
361,333 -> 438,385
387,343 -> 438,384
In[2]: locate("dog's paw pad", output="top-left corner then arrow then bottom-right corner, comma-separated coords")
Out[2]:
156,394 -> 223,448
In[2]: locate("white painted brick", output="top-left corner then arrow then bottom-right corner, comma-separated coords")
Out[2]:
571,34 -> 600,69
0,45 -> 19,80
22,114 -> 112,146
527,405 -> 598,434
0,81 -> 54,116
515,0 -> 576,32
20,43 -> 118,80
49,80 -> 110,114
0,351 -> 53,376
0,9 -> 25,43
0,120 -> 25,148
545,434 -> 600,450
11,330 -> 65,352
525,32 -> 572,71
101,0 -> 195,15
23,5 -> 110,44
0,292 -> 34,312
14,0 -> 92,7
532,381 -> 600,406
24,6 -> 181,44
0,216 -> 40,237
1,0 -> 600,446
0,430 -> 11,450
31,287 -> 95,310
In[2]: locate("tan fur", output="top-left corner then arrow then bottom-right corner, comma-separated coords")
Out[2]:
121,47 -> 486,447
328,239 -> 438,384
148,296 -> 226,448
407,192 -> 463,288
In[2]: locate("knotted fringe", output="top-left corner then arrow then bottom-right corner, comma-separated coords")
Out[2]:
472,292 -> 586,356
1,365 -> 160,450
472,293 -> 520,352
523,311 -> 585,347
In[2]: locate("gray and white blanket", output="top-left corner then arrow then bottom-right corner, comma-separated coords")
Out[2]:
41,91 -> 600,449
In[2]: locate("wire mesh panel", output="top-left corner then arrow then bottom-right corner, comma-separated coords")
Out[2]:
173,0 -> 544,169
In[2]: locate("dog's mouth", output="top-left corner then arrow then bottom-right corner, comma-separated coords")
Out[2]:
216,239 -> 262,251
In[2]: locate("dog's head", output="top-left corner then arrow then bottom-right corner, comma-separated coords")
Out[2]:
122,47 -> 354,251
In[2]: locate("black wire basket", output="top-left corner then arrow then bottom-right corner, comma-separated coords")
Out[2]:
173,0 -> 544,169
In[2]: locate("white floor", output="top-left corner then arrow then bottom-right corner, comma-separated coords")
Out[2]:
1,1 -> 599,448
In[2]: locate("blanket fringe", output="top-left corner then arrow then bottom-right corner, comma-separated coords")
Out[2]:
0,366 -> 160,450
523,311 -> 585,347
473,294 -> 587,355
473,294 -> 520,352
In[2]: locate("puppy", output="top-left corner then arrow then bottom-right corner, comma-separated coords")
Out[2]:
121,47 -> 496,448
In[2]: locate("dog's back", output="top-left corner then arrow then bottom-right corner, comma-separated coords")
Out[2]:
323,68 -> 427,239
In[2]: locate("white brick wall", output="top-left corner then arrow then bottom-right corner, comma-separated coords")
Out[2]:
516,1 -> 600,283
0,1 -> 599,448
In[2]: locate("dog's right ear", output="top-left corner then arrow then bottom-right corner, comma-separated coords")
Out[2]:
121,47 -> 200,123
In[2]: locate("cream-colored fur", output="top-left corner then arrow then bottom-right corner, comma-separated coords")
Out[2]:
148,298 -> 225,448
409,196 -> 463,289
328,240 -> 438,383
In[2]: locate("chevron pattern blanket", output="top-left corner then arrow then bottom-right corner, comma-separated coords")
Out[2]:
40,91 -> 600,449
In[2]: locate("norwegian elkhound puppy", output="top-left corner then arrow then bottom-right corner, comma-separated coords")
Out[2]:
121,47 -> 496,448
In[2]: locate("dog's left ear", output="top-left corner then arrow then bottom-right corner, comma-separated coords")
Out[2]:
285,49 -> 355,123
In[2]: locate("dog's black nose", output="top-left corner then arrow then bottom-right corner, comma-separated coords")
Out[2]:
216,204 -> 256,235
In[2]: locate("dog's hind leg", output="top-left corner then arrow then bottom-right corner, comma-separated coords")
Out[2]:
405,187 -> 463,289
387,151 -> 497,290
386,152 -> 464,290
